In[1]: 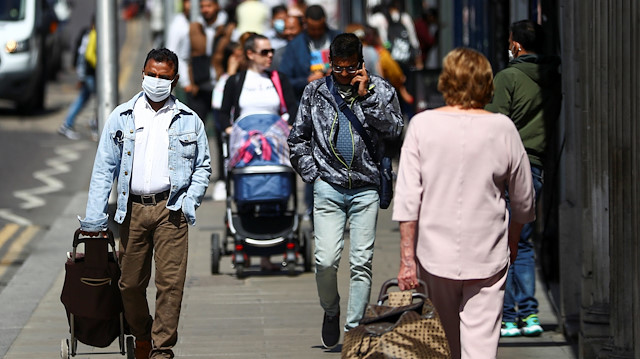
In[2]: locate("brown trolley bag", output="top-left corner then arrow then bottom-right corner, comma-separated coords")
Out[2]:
60,229 -> 125,350
342,278 -> 452,359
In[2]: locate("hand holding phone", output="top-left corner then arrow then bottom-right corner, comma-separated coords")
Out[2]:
351,62 -> 369,97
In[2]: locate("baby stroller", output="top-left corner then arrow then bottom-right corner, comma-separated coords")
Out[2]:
210,113 -> 312,278
60,229 -> 134,358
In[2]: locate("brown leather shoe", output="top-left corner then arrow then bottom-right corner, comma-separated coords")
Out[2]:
135,340 -> 151,359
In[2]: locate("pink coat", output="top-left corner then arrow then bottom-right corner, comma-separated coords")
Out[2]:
392,110 -> 536,280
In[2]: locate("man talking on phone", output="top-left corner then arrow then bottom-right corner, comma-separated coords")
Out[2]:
287,33 -> 403,349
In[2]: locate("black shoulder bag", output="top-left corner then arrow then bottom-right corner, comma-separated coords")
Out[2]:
325,75 -> 394,209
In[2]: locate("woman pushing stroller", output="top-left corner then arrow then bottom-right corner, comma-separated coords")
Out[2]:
219,32 -> 298,271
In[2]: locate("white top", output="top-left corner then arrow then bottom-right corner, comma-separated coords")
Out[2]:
393,110 -> 535,280
130,96 -> 174,195
238,70 -> 280,118
368,11 -> 420,50
166,12 -> 191,88
235,0 -> 269,36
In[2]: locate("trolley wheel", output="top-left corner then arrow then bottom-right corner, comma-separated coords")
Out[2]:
126,336 -> 135,359
60,339 -> 69,359
303,229 -> 313,273
236,263 -> 245,279
211,233 -> 221,274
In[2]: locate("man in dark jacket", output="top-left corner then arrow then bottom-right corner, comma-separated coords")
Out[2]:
288,33 -> 403,349
486,19 -> 562,338
279,4 -> 341,98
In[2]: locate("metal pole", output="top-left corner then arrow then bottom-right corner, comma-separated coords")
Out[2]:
191,0 -> 200,22
164,0 -> 175,46
96,0 -> 119,138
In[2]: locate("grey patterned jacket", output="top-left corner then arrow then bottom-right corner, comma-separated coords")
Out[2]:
288,74 -> 403,189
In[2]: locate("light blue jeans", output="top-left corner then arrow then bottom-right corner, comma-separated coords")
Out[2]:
313,179 -> 379,331
64,75 -> 95,129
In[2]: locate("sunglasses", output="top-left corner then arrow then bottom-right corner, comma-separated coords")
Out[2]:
331,62 -> 360,74
255,48 -> 275,56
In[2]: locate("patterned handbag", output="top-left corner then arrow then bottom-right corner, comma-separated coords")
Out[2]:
342,279 -> 451,359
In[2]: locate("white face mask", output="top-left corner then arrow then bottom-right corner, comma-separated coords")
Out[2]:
508,49 -> 515,61
142,75 -> 174,102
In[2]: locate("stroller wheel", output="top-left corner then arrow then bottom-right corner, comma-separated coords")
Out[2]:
126,336 -> 135,359
211,233 -> 221,274
236,264 -> 246,278
286,261 -> 296,276
60,339 -> 69,359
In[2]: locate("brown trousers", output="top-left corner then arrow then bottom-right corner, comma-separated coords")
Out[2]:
119,199 -> 188,357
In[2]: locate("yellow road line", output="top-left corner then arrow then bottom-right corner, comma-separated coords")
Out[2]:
0,226 -> 39,278
0,223 -> 20,249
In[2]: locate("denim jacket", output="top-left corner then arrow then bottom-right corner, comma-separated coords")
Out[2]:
79,92 -> 211,232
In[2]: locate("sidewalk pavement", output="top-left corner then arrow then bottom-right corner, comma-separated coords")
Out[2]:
0,185 -> 576,359
0,15 -> 576,359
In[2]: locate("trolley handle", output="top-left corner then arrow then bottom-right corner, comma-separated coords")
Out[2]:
71,228 -> 117,262
376,278 -> 428,304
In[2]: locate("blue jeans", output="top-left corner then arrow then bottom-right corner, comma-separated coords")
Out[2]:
503,165 -> 544,322
64,75 -> 96,129
313,179 -> 379,331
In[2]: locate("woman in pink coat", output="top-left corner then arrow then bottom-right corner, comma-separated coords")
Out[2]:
393,47 -> 535,359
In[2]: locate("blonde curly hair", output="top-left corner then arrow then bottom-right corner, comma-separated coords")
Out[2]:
437,47 -> 494,109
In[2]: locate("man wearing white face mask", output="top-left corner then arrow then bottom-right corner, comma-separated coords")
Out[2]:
79,48 -> 211,359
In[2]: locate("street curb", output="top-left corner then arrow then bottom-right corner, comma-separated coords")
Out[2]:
0,192 -> 87,357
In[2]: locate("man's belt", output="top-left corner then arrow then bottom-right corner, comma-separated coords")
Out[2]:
130,190 -> 170,205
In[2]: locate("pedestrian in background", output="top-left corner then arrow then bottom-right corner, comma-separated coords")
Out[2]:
186,0 -> 228,123
288,33 -> 403,349
486,19 -> 562,338
165,0 -> 192,103
394,47 -> 535,359
79,48 -> 211,359
188,0 -> 229,200
270,15 -> 303,70
264,4 -> 289,50
58,16 -> 97,141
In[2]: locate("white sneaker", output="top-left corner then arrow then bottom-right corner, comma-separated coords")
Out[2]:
57,125 -> 80,140
212,181 -> 226,201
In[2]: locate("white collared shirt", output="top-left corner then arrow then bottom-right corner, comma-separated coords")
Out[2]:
130,95 -> 174,195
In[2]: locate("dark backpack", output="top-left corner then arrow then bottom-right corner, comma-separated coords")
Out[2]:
385,12 -> 413,65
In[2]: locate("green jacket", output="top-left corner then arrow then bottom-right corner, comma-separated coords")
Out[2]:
486,54 -> 562,167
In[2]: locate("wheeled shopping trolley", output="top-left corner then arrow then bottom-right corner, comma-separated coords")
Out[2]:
60,229 -> 134,358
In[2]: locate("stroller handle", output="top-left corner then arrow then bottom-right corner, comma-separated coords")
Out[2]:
231,165 -> 295,175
